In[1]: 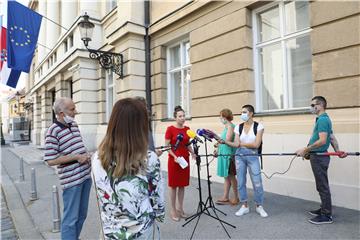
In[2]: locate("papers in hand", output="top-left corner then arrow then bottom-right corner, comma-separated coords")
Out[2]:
176,156 -> 188,169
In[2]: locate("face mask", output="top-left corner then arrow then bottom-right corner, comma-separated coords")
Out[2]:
310,106 -> 317,114
241,113 -> 249,122
220,118 -> 227,124
63,115 -> 74,124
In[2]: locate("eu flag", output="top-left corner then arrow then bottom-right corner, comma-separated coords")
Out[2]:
7,1 -> 42,73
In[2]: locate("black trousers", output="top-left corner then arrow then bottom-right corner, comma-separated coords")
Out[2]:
310,154 -> 332,216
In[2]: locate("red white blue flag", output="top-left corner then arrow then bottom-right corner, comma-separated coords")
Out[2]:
1,14 -> 21,88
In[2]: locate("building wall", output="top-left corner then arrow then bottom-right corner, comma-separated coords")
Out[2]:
25,0 -> 359,210
27,0 -> 148,151
8,97 -> 25,118
28,0 -> 117,150
149,1 -> 359,210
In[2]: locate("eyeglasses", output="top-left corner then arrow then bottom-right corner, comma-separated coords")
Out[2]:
310,103 -> 319,107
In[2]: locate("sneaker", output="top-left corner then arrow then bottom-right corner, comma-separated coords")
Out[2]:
235,205 -> 249,216
308,208 -> 322,216
308,215 -> 333,225
256,206 -> 268,218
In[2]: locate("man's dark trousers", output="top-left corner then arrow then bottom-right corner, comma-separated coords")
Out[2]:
310,154 -> 332,216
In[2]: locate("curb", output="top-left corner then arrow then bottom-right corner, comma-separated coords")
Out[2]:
1,161 -> 45,240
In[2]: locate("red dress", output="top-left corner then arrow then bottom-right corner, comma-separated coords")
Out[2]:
165,125 -> 190,187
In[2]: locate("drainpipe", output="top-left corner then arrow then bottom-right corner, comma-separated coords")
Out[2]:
144,0 -> 152,116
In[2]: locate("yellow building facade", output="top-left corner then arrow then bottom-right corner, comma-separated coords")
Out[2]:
26,0 -> 359,210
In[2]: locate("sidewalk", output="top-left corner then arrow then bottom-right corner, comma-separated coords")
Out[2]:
1,187 -> 18,240
1,144 -> 359,239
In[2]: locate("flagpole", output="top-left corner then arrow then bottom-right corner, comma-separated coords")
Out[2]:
37,42 -> 52,51
41,15 -> 68,31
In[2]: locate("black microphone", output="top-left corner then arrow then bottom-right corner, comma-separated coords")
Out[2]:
173,133 -> 184,151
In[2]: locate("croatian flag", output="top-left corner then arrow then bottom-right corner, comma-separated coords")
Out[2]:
0,15 -> 20,88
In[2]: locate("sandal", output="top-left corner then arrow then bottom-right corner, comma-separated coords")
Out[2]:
177,210 -> 189,218
230,198 -> 240,206
215,198 -> 230,205
170,212 -> 180,222
171,215 -> 180,222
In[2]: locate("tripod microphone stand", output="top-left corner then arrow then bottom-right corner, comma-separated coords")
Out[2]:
183,138 -> 236,239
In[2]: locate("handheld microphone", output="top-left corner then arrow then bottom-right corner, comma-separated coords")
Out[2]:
186,129 -> 203,143
196,129 -> 213,142
173,133 -> 184,151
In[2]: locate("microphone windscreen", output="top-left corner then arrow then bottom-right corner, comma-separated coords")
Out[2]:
177,133 -> 184,140
186,129 -> 196,139
196,129 -> 205,136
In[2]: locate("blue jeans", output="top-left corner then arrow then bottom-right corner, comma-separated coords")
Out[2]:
235,148 -> 264,205
61,178 -> 92,240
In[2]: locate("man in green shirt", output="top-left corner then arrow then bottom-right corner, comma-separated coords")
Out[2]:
296,96 -> 346,225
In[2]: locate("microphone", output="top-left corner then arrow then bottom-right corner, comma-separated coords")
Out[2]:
203,129 -> 221,141
197,129 -> 221,142
186,129 -> 203,143
173,133 -> 184,151
196,129 -> 213,142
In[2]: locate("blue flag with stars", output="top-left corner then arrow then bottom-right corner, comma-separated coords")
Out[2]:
7,1 -> 42,73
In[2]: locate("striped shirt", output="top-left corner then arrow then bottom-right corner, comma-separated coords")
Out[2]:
44,120 -> 91,189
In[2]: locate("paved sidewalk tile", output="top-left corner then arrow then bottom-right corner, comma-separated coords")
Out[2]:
1,188 -> 18,240
8,144 -> 44,165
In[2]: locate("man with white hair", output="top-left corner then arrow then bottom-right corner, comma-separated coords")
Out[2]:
44,97 -> 91,240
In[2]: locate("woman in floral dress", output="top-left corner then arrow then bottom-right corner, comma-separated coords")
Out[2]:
92,98 -> 165,239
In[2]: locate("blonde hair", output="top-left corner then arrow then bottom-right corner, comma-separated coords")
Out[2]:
98,98 -> 149,178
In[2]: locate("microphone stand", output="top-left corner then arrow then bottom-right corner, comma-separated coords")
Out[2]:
182,140 -> 205,234
183,138 -> 235,239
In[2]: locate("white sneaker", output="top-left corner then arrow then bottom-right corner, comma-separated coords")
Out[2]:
256,206 -> 268,218
235,205 -> 249,216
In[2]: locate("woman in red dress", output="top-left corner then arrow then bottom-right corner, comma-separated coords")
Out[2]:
165,106 -> 196,221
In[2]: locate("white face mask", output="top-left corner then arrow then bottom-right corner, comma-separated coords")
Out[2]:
220,118 -> 227,125
241,113 -> 249,122
310,106 -> 317,114
63,115 -> 74,124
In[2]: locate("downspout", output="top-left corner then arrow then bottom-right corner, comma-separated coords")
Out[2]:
144,0 -> 152,115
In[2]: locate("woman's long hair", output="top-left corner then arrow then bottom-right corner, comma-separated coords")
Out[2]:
98,98 -> 149,178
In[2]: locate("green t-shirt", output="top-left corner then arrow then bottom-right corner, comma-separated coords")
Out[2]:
308,113 -> 333,152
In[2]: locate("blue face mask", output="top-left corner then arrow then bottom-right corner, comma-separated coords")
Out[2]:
241,113 -> 249,122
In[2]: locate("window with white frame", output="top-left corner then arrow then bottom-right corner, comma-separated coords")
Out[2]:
106,0 -> 117,13
105,70 -> 115,122
253,1 -> 312,111
167,40 -> 191,118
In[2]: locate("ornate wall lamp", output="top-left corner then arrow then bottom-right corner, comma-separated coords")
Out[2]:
78,13 -> 124,78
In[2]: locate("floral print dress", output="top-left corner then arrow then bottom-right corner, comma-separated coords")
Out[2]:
92,151 -> 165,239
